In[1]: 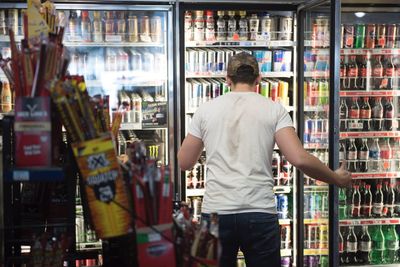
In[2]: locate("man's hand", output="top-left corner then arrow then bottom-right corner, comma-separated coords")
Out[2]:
334,160 -> 352,188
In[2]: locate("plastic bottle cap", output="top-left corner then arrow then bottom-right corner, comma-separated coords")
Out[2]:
217,11 -> 225,16
239,11 -> 246,17
206,10 -> 214,17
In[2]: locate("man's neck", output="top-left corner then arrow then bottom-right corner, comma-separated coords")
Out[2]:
231,83 -> 256,92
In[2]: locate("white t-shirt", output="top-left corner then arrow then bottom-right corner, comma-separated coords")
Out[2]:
188,91 -> 293,214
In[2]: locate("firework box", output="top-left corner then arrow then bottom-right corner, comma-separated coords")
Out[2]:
72,135 -> 133,239
136,224 -> 176,267
14,97 -> 52,167
141,101 -> 167,128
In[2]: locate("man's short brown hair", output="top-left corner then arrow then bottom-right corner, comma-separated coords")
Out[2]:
227,52 -> 260,85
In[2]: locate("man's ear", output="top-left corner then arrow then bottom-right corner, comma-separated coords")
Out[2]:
226,76 -> 232,86
255,74 -> 261,85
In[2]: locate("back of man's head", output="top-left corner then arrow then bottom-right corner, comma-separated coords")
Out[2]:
227,52 -> 260,86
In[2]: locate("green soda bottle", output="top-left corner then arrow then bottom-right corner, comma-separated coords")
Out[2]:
370,225 -> 385,264
384,225 -> 399,263
339,188 -> 347,219
319,255 -> 328,267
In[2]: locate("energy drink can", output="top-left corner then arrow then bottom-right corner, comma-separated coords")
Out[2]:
270,16 -> 278,40
199,79 -> 211,103
225,49 -> 235,65
278,80 -> 289,105
128,13 -> 139,42
139,16 -> 151,42
216,50 -> 225,72
260,80 -> 270,97
211,79 -> 221,98
386,24 -> 396,48
277,194 -> 288,219
207,49 -> 216,73
0,10 -> 6,35
191,80 -> 202,108
198,49 -> 207,73
366,24 -> 376,49
270,80 -> 279,101
279,16 -> 293,41
150,16 -> 162,43
272,151 -> 281,185
187,49 -> 199,73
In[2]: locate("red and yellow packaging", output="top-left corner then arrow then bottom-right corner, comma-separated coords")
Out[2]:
72,135 -> 133,239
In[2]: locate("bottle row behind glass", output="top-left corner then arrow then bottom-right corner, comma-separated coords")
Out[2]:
185,10 -> 293,42
340,54 -> 400,91
339,224 -> 399,265
304,223 -> 329,250
304,255 -> 328,267
340,138 -> 400,173
342,23 -> 400,49
339,179 -> 400,219
340,96 -> 396,132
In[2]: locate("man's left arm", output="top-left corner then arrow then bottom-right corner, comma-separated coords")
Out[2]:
177,134 -> 204,170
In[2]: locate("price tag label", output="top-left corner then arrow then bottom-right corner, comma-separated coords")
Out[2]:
105,35 -> 122,42
13,170 -> 30,181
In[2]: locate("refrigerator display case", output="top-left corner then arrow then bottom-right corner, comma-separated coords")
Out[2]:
0,1 -> 175,264
177,2 -> 298,266
338,3 -> 400,266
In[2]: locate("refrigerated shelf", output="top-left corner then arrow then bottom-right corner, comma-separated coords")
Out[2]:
279,219 -> 292,225
119,123 -> 167,131
340,218 -> 400,226
185,40 -> 295,48
340,90 -> 400,97
341,48 -> 400,56
65,41 -> 164,48
304,105 -> 328,112
85,79 -> 165,87
185,72 -> 294,79
186,188 -> 205,197
304,185 -> 329,192
304,218 -> 329,224
304,143 -> 329,149
237,249 -> 292,258
304,249 -> 329,256
304,71 -> 329,78
340,131 -> 400,138
350,172 -> 400,179
274,185 -> 292,194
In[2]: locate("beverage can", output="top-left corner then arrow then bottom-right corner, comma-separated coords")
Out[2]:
139,16 -> 151,42
211,79 -> 221,98
277,194 -> 288,219
354,24 -> 366,48
319,224 -> 328,249
150,16 -> 162,43
279,16 -> 293,41
187,49 -> 199,73
280,256 -> 290,267
318,80 -> 329,105
225,49 -> 235,64
191,80 -> 202,108
376,24 -> 386,48
386,24 -> 396,48
281,155 -> 291,183
343,24 -> 354,48
270,80 -> 279,101
216,50 -> 225,72
366,24 -> 376,48
260,80 -> 269,97
304,116 -> 312,144
184,11 -> 194,41
280,225 -> 291,249
128,14 -> 138,42
270,16 -> 277,40
0,10 -> 6,35
198,49 -> 207,73
273,50 -> 283,71
207,49 -> 216,73
278,80 -> 289,105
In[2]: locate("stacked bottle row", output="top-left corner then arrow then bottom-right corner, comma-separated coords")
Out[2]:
185,10 -> 293,42
340,54 -> 400,91
304,255 -> 328,267
272,151 -> 293,186
340,96 -> 397,132
304,223 -> 329,249
339,180 -> 400,219
340,225 -> 400,265
185,48 -> 292,75
341,23 -> 400,49
304,191 -> 329,219
0,9 -> 164,43
68,48 -> 166,78
186,78 -> 290,111
186,153 -> 206,190
340,138 -> 400,173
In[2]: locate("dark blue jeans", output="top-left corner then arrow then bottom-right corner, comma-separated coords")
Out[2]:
202,212 -> 281,267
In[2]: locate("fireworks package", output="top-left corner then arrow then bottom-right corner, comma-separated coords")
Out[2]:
127,141 -> 175,267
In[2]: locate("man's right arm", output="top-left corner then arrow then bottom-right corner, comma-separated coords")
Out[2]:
275,127 -> 352,187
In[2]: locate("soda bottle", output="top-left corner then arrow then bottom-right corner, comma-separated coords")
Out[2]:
382,181 -> 389,216
340,98 -> 348,132
92,11 -> 104,42
205,10 -> 215,42
358,55 -> 368,90
227,11 -> 237,41
351,185 -> 361,218
386,183 -> 396,217
238,11 -> 248,41
362,184 -> 373,217
345,225 -> 358,264
339,187 -> 347,219
340,55 -> 347,86
371,225 -> 385,264
384,225 -> 399,263
381,138 -> 392,172
347,55 -> 359,89
339,141 -> 346,164
395,181 -> 400,216
371,97 -> 383,131
384,97 -> 394,131
68,10 -> 80,39
339,229 -> 346,265
81,10 -> 91,42
358,225 -> 372,264
215,11 -> 226,41
347,138 -> 358,172
372,183 -> 384,217
372,55 -> 383,89
249,13 -> 259,41
383,56 -> 395,89
360,97 -> 371,131
369,138 -> 381,172
358,138 -> 369,172
349,97 -> 360,131
394,138 -> 400,171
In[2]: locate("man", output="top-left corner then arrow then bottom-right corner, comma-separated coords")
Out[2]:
178,52 -> 352,267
